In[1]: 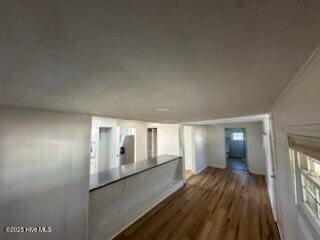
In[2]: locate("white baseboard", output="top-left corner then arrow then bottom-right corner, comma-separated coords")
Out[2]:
207,164 -> 226,169
194,165 -> 208,175
108,181 -> 184,240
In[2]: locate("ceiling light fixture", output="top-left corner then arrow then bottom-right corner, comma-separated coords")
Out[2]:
154,107 -> 173,112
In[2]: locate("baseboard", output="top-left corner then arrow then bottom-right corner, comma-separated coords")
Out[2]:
248,171 -> 265,176
194,165 -> 208,175
109,181 -> 184,240
207,164 -> 226,169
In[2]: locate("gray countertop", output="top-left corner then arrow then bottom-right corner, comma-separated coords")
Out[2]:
89,154 -> 181,191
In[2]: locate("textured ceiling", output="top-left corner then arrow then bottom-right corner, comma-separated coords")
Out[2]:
1,0 -> 320,122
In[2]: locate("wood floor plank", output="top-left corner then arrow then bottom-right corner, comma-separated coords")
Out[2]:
114,167 -> 280,240
198,221 -> 213,240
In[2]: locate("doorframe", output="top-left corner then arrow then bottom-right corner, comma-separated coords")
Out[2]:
268,116 -> 280,223
180,125 -> 197,181
146,128 -> 158,158
224,127 -> 248,170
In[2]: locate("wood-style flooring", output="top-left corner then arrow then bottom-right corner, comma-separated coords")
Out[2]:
227,157 -> 248,171
114,167 -> 280,240
185,170 -> 193,180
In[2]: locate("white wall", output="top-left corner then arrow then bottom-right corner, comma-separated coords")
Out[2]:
271,46 -> 320,240
91,117 -> 118,171
193,126 -> 208,174
0,107 -> 91,240
146,123 -> 180,156
91,117 -> 181,170
206,127 -> 226,169
245,122 -> 266,175
97,128 -> 113,172
184,126 -> 195,172
91,117 -> 148,171
206,122 -> 266,175
92,118 -> 152,165
182,125 -> 208,174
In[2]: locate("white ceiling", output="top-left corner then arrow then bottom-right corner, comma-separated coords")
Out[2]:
1,0 -> 320,122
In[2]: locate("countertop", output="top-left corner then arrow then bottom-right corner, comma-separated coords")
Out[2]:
89,154 -> 181,191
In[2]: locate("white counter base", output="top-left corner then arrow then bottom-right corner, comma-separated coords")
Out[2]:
109,181 -> 183,240
89,157 -> 183,240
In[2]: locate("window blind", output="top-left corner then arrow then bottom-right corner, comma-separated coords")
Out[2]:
288,135 -> 320,162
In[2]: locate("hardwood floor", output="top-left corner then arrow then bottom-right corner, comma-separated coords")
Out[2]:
227,157 -> 248,171
185,170 -> 193,180
114,167 -> 280,240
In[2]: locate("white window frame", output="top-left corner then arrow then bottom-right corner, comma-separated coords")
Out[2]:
232,132 -> 244,141
289,134 -> 320,238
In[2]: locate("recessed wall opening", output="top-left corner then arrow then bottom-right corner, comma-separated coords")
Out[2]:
98,127 -> 113,171
90,117 -> 137,174
147,128 -> 157,158
183,126 -> 196,178
225,128 -> 248,171
90,127 -> 114,174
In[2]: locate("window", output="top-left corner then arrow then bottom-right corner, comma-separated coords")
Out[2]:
297,153 -> 320,219
289,135 -> 320,229
232,132 -> 244,141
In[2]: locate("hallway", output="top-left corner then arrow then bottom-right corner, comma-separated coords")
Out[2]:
227,157 -> 249,172
115,167 -> 280,240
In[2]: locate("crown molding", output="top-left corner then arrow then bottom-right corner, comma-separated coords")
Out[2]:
272,45 -> 320,109
182,114 -> 270,125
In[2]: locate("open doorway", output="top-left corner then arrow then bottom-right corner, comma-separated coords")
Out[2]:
147,128 -> 157,158
225,128 -> 248,171
97,127 -> 113,172
183,126 -> 195,180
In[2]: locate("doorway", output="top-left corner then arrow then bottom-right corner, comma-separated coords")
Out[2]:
147,128 -> 157,158
97,127 -> 113,172
225,128 -> 248,171
183,126 -> 195,179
